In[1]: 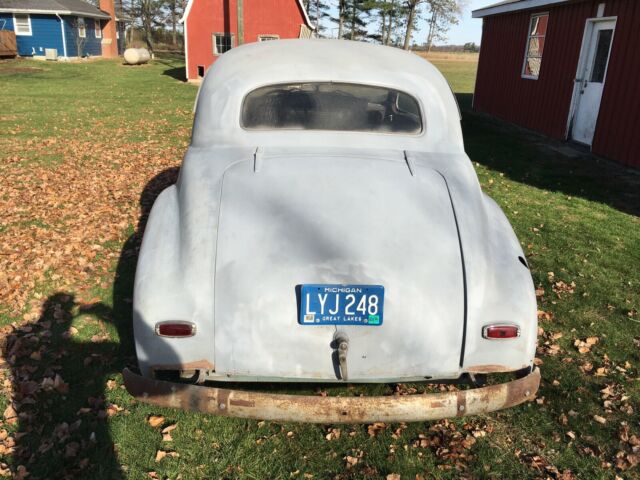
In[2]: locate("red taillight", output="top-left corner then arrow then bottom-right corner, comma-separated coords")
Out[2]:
482,324 -> 520,339
155,322 -> 196,337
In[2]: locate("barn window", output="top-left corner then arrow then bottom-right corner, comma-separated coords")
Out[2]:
13,14 -> 32,36
213,33 -> 234,55
258,35 -> 279,41
77,18 -> 86,38
94,19 -> 102,38
522,13 -> 548,79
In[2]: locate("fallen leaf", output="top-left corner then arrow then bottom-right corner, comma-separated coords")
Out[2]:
593,415 -> 606,424
367,422 -> 387,437
345,456 -> 359,468
325,428 -> 341,441
155,450 -> 167,462
386,475 -> 401,480
162,424 -> 177,434
148,415 -> 165,428
3,405 -> 17,425
14,465 -> 28,480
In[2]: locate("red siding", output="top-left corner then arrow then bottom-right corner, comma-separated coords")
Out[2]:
474,0 -> 640,168
185,0 -> 307,81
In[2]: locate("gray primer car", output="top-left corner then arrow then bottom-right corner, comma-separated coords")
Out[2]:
123,39 -> 540,423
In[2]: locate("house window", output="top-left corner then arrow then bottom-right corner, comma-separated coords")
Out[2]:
213,33 -> 233,55
77,18 -> 86,38
258,35 -> 279,41
13,14 -> 32,36
522,13 -> 548,79
94,19 -> 102,38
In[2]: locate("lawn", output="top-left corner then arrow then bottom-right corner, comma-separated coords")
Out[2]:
0,52 -> 638,480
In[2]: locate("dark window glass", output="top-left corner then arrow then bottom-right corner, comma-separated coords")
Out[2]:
213,33 -> 233,55
590,29 -> 613,83
241,82 -> 422,134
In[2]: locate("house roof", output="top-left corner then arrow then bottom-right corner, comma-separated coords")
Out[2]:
181,0 -> 315,29
472,0 -> 569,18
0,0 -> 111,19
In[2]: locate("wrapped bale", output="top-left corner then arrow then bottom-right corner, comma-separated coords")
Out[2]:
124,48 -> 151,65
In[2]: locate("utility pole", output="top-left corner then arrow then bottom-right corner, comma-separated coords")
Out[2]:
237,0 -> 244,45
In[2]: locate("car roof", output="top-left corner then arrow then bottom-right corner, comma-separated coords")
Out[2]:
192,39 -> 464,153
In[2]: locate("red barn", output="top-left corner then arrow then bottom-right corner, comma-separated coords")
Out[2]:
182,0 -> 314,81
472,0 -> 640,168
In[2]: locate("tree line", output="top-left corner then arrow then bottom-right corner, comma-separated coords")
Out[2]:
304,0 -> 468,51
98,0 -> 467,53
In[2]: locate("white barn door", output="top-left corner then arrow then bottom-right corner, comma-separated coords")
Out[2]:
571,18 -> 616,146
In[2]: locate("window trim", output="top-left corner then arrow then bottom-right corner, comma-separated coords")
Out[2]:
77,17 -> 86,38
258,34 -> 280,41
521,12 -> 549,80
13,14 -> 32,36
212,32 -> 234,55
94,19 -> 102,38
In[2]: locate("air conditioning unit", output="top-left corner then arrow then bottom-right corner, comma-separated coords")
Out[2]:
45,48 -> 58,61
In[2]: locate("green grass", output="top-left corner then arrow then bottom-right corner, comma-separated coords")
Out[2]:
0,53 -> 638,480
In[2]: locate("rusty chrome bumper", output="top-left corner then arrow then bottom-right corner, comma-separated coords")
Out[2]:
123,368 -> 540,423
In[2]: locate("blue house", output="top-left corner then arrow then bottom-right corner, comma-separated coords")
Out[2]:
0,0 -> 126,59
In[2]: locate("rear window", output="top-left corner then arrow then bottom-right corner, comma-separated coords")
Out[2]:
241,82 -> 422,134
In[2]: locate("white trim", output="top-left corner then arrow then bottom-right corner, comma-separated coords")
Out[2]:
565,16 -> 617,141
597,3 -> 606,18
77,17 -> 86,38
258,34 -> 280,41
472,0 -> 567,18
13,13 -> 32,36
521,12 -> 548,80
55,13 -> 68,58
295,0 -> 315,29
212,32 -> 234,55
0,8 -> 110,19
184,12 -> 190,79
94,18 -> 102,38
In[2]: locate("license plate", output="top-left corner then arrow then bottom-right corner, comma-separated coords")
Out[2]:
299,284 -> 384,326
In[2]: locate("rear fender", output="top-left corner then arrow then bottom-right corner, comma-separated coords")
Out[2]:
133,185 -> 212,376
462,194 -> 537,372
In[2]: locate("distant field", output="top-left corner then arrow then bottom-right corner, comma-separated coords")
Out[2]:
0,53 -> 638,480
415,51 -> 479,106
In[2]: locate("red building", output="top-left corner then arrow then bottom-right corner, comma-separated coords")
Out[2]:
182,0 -> 314,81
472,0 -> 640,168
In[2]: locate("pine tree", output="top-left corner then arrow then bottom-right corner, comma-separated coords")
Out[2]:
305,0 -> 331,35
365,0 -> 405,45
342,0 -> 370,41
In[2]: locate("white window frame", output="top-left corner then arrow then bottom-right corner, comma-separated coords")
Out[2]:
13,14 -> 32,36
212,32 -> 234,55
258,34 -> 280,41
78,17 -> 86,38
94,19 -> 102,38
521,13 -> 549,80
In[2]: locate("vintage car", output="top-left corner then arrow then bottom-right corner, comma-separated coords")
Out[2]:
123,39 -> 540,423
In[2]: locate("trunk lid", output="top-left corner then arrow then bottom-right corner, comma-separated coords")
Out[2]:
214,152 -> 464,381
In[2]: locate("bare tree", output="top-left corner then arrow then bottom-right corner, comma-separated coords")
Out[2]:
402,0 -> 422,49
424,0 -> 465,51
165,0 -> 184,47
70,17 -> 88,58
338,0 -> 346,38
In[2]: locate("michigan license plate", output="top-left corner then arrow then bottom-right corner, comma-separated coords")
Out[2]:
299,284 -> 384,326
